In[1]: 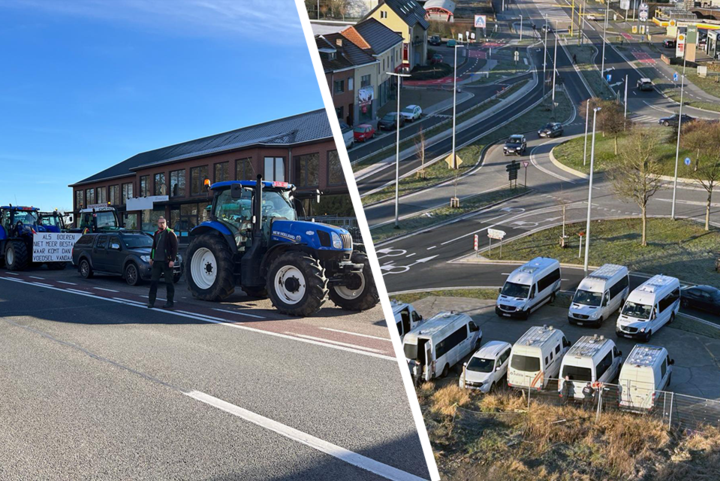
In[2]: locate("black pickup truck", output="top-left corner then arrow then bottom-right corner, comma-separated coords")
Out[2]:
71,231 -> 182,286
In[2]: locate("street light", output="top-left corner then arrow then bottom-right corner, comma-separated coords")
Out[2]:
543,16 -> 548,97
387,71 -> 411,229
600,0 -> 611,77
583,100 -> 590,166
451,40 -> 466,172
519,15 -> 523,41
671,53 -> 688,220
552,33 -> 558,112
584,106 -> 601,273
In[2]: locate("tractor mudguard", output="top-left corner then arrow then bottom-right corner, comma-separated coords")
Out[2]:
0,225 -> 6,241
189,223 -> 238,255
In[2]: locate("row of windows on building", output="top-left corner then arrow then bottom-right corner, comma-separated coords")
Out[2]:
333,74 -> 373,95
75,151 -> 344,210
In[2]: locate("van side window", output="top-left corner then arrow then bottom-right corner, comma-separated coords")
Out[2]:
411,311 -> 421,323
545,356 -> 549,366
537,268 -> 561,292
661,359 -> 667,378
555,345 -> 560,355
396,321 -> 403,336
609,275 -> 629,299
550,351 -> 554,361
468,321 -> 479,332
435,325 -> 468,359
500,349 -> 510,364
596,352 -> 613,378
658,289 -> 680,313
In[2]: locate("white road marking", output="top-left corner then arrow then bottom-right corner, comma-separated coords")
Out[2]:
57,281 -> 77,285
184,390 -> 428,481
29,276 -> 44,280
141,295 -> 166,301
405,253 -> 416,258
0,277 -> 396,362
32,282 -> 54,288
211,308 -> 265,320
5,272 -> 18,275
286,333 -> 384,353
113,297 -> 147,306
320,327 -> 392,342
427,246 -> 437,250
93,287 -> 119,293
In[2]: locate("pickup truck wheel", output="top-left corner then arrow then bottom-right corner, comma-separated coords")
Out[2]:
5,240 -> 29,271
124,262 -> 140,286
329,252 -> 379,311
79,258 -> 93,279
267,252 -> 328,317
186,234 -> 235,301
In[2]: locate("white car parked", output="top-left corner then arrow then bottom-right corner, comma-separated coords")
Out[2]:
460,341 -> 512,392
400,105 -> 422,122
339,121 -> 354,149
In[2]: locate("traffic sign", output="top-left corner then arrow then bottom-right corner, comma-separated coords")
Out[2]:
673,72 -> 679,82
685,157 -> 691,166
522,161 -> 529,168
445,154 -> 463,169
505,161 -> 521,172
474,15 -> 487,28
488,229 -> 506,240
514,50 -> 520,62
606,74 -> 612,82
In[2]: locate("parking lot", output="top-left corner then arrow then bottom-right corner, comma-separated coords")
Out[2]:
410,296 -> 720,400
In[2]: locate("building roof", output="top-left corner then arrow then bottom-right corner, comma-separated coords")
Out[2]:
342,18 -> 404,56
424,0 -> 456,14
317,33 -> 377,73
71,109 -> 333,187
367,0 -> 429,30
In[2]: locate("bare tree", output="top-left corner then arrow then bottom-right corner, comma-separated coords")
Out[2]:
555,185 -> 572,247
692,158 -> 720,231
596,100 -> 625,155
609,127 -> 664,246
330,0 -> 349,20
682,121 -> 720,230
415,127 -> 427,179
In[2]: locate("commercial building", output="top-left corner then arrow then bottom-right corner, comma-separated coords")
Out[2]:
365,0 -> 429,69
70,110 -> 349,235
424,0 -> 456,22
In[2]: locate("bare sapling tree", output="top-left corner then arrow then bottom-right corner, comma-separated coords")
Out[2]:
555,184 -> 572,247
609,127 -> 664,246
597,100 -> 625,155
683,121 -> 720,230
415,127 -> 427,179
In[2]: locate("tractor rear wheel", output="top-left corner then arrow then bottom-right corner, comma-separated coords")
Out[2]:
329,252 -> 379,311
267,252 -> 328,317
5,240 -> 29,271
186,234 -> 235,301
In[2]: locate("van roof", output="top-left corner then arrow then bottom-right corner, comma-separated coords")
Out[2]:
391,299 -> 410,315
637,275 -> 679,294
566,335 -> 613,359
578,264 -> 627,292
404,311 -> 469,343
626,345 -> 666,367
588,264 -> 627,281
515,325 -> 562,348
508,257 -> 559,285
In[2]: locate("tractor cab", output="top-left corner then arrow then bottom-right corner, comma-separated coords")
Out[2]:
38,211 -> 69,233
73,205 -> 121,233
0,205 -> 41,270
184,176 -> 379,317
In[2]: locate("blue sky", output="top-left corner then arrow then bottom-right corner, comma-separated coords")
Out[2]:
0,0 -> 323,211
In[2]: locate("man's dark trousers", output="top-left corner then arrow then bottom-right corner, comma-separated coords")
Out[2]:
149,261 -> 174,305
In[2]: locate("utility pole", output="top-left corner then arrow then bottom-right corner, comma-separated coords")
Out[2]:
519,15 -> 523,41
552,34 -> 558,113
571,0 -> 575,37
543,16 -> 548,97
584,107 -> 601,273
600,0 -> 610,78
624,74 -> 628,119
583,100 -> 590,166
387,71 -> 411,228
671,53 -> 688,220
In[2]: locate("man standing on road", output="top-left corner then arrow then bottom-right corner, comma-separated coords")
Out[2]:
148,216 -> 178,309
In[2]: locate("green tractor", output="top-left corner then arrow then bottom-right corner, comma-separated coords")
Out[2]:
185,177 -> 379,317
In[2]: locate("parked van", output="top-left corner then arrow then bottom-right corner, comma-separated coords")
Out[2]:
392,300 -> 423,341
496,257 -> 561,319
459,340 -> 512,393
403,312 -> 482,382
558,335 -> 623,400
617,275 -> 680,342
507,325 -> 571,390
618,345 -> 674,411
568,264 -> 630,327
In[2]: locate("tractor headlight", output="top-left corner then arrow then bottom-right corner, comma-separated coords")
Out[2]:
140,255 -> 150,263
331,232 -> 342,249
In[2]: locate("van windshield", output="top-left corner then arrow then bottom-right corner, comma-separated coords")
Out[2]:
561,365 -> 593,382
467,357 -> 494,373
404,342 -> 418,360
573,289 -> 602,307
501,282 -> 530,298
622,301 -> 652,320
510,355 -> 540,372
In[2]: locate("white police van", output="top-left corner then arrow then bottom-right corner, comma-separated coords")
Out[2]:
568,264 -> 630,327
507,325 -> 571,390
618,345 -> 674,411
616,275 -> 680,342
496,257 -> 561,319
403,312 -> 482,382
558,335 -> 623,400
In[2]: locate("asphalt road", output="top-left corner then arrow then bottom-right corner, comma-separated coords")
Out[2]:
0,268 -> 432,480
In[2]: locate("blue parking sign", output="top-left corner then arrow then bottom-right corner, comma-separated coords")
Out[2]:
606,74 -> 612,82
474,15 -> 487,28
673,72 -> 679,82
685,157 -> 691,166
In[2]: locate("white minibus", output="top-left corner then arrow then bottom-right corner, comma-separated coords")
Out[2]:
496,257 -> 561,319
616,275 -> 680,342
568,264 -> 630,327
507,325 -> 571,390
558,335 -> 623,400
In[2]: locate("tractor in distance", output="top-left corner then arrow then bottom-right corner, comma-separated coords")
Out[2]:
38,210 -> 71,232
0,205 -> 67,271
70,204 -> 121,233
185,176 -> 379,317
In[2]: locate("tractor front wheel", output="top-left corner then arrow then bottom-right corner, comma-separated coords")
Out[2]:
5,240 -> 29,271
329,253 -> 379,311
186,234 -> 235,301
267,252 -> 328,317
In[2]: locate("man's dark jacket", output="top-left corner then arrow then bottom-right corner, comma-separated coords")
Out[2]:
151,228 -> 178,263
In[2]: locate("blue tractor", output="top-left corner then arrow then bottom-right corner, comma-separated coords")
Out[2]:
185,177 -> 378,317
0,205 -> 66,271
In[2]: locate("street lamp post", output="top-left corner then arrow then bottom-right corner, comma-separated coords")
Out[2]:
584,107 -> 601,273
624,74 -> 628,119
671,71 -> 687,220
543,16 -> 548,97
552,33 -> 558,112
451,41 -> 465,172
600,0 -> 610,78
519,15 -> 523,41
583,100 -> 590,166
387,71 -> 411,228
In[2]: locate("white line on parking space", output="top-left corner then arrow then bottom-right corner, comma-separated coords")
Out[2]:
93,287 -> 119,293
29,276 -> 44,280
285,332 -> 384,353
184,390 -> 428,481
320,327 -> 392,342
212,307 -> 265,319
57,281 -> 77,285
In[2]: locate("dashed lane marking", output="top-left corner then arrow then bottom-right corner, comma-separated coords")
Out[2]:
212,308 -> 266,320
29,276 -> 44,280
93,287 -> 119,293
320,327 -> 392,342
285,332 -> 384,353
57,281 -> 77,285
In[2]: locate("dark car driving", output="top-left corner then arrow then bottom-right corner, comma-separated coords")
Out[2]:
503,134 -> 527,155
72,231 -> 182,286
681,285 -> 720,315
378,112 -> 405,131
538,122 -> 563,138
659,113 -> 695,127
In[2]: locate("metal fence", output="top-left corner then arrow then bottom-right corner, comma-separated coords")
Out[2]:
458,374 -> 720,433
